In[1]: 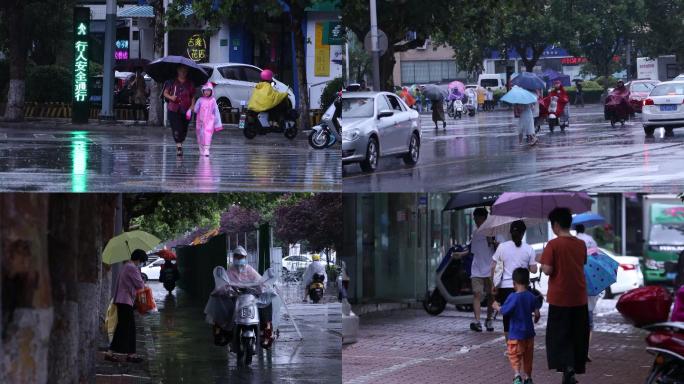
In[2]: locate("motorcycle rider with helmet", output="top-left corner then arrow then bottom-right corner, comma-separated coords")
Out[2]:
246,69 -> 290,128
302,254 -> 328,302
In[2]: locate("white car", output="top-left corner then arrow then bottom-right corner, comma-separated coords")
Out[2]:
641,80 -> 684,136
282,255 -> 312,272
199,63 -> 296,112
531,243 -> 643,298
140,258 -> 165,281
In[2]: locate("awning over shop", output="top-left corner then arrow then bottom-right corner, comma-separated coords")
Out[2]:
118,5 -> 154,18
443,193 -> 500,211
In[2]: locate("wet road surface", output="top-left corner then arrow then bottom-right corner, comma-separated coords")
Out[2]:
0,122 -> 340,192
101,281 -> 341,384
343,104 -> 684,192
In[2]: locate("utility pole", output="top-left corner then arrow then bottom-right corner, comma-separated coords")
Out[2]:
369,0 -> 381,91
100,0 -> 116,120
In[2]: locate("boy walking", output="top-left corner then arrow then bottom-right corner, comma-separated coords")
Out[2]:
493,268 -> 542,384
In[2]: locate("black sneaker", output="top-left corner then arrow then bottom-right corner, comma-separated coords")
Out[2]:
562,371 -> 578,384
469,322 -> 483,332
513,375 -> 523,384
485,319 -> 494,332
523,378 -> 534,384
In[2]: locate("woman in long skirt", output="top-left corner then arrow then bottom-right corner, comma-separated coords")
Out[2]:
432,98 -> 446,129
515,103 -> 538,146
105,250 -> 146,363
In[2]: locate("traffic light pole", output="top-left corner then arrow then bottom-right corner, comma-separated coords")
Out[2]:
100,0 -> 116,120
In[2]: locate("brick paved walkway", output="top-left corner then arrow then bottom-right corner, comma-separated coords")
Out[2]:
343,301 -> 652,384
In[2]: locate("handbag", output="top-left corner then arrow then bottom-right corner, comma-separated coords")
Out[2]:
105,299 -> 118,343
135,285 -> 157,315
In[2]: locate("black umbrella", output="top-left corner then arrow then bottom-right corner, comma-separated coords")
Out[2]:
145,55 -> 209,85
443,193 -> 500,211
114,58 -> 150,72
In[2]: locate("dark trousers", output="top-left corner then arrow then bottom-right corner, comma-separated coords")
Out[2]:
268,99 -> 290,123
546,304 -> 590,374
110,303 -> 136,354
168,110 -> 189,143
496,288 -> 516,332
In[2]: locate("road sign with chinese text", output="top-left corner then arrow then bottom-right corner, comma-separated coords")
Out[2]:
73,7 -> 90,124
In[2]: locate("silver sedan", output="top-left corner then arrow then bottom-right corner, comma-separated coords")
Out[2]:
642,81 -> 684,136
341,92 -> 421,172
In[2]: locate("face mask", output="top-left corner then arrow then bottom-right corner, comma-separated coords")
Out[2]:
233,258 -> 247,267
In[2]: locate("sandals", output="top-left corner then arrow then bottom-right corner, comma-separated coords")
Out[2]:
126,355 -> 143,363
104,353 -> 120,363
104,352 -> 143,363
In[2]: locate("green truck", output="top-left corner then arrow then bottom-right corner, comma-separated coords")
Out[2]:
642,199 -> 684,285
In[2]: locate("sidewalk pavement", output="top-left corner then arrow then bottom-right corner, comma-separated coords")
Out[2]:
343,301 -> 652,384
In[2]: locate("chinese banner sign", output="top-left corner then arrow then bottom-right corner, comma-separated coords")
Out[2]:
73,7 -> 90,123
314,23 -> 330,77
322,21 -> 344,45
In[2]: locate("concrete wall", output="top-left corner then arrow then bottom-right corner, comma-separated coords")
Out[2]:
209,23 -> 231,63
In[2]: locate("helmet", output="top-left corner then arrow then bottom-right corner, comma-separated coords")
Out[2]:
312,254 -> 321,261
233,246 -> 248,257
260,69 -> 273,82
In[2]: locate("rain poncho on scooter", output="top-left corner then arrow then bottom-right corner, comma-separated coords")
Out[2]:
303,257 -> 328,287
204,265 -> 283,333
247,82 -> 289,113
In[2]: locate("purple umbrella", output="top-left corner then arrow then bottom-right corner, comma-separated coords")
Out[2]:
491,192 -> 593,219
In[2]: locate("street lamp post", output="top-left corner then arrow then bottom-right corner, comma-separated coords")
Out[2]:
369,0 -> 381,91
100,0 -> 116,120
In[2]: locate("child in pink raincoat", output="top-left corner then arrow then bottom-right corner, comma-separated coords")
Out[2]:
188,82 -> 223,156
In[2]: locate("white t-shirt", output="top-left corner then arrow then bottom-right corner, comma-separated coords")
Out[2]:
492,240 -> 536,288
576,233 -> 598,249
470,231 -> 496,278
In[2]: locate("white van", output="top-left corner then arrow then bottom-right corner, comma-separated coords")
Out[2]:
477,73 -> 506,90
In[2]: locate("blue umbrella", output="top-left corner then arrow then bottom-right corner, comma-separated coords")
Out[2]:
573,212 -> 606,228
511,72 -> 546,91
500,86 -> 537,105
584,251 -> 619,296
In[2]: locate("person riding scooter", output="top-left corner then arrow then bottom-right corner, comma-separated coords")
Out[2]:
247,69 -> 290,128
160,258 -> 180,293
604,80 -> 632,127
303,254 -> 328,302
204,246 -> 276,349
542,80 -> 570,131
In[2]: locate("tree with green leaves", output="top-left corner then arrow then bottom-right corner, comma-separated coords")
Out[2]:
341,0 -> 450,90
636,0 -> 684,71
436,0 -> 566,73
1,0 -> 76,121
558,0 -> 646,88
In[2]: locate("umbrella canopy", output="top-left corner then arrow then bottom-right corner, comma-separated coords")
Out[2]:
572,212 -> 606,228
145,55 -> 209,85
476,215 -> 547,237
585,251 -> 619,296
422,84 -> 448,101
443,193 -> 500,211
511,72 -> 546,91
102,231 -> 161,265
114,58 -> 150,72
155,249 -> 177,261
448,80 -> 466,94
491,192 -> 593,219
500,86 -> 537,105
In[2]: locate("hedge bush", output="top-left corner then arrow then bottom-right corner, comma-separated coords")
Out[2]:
319,77 -> 344,112
26,65 -> 72,103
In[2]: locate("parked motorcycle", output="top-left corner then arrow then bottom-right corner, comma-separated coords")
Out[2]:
423,245 -> 482,315
309,92 -> 342,149
308,273 -> 326,303
643,322 -> 684,383
239,104 -> 299,140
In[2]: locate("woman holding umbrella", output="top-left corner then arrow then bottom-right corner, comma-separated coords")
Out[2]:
163,65 -> 197,156
501,86 -> 539,146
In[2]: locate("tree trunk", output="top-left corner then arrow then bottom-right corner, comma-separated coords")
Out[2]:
1,194 -> 53,384
3,1 -> 29,122
76,195 -> 104,383
379,46 -> 396,91
98,196 -> 117,344
148,0 -> 165,126
47,195 -> 81,384
291,12 -> 311,130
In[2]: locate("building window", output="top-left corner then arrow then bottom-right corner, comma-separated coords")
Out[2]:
132,31 -> 139,41
401,60 -> 460,85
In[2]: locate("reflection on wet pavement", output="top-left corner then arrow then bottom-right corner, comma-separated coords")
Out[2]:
143,282 -> 341,383
343,105 -> 684,192
0,124 -> 340,192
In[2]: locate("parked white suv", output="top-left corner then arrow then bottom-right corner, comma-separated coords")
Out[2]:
200,63 -> 296,112
282,255 -> 312,272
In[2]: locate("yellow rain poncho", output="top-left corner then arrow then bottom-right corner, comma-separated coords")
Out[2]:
247,82 -> 289,112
